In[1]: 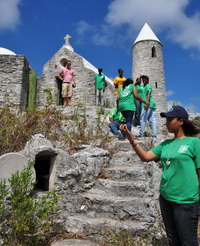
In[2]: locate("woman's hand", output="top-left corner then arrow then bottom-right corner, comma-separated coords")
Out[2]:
119,124 -> 132,137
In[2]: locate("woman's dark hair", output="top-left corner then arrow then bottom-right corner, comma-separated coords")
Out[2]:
182,119 -> 200,136
135,77 -> 141,85
118,68 -> 123,73
122,78 -> 133,89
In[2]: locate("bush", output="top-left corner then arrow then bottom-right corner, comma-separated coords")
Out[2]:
0,161 -> 59,246
0,105 -> 111,156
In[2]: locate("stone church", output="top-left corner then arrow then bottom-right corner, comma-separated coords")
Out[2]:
0,23 -> 167,115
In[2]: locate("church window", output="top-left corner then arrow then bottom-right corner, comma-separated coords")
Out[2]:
151,46 -> 157,58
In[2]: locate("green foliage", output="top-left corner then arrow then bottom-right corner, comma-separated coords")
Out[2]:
63,106 -> 111,151
43,88 -> 53,106
0,104 -> 111,155
0,107 -> 64,155
0,161 -> 59,246
105,98 -> 111,108
101,228 -> 168,246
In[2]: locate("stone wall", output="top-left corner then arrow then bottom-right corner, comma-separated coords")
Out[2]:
0,55 -> 30,108
36,46 -> 115,108
132,40 -> 168,133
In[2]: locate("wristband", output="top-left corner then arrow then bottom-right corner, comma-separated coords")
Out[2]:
130,140 -> 138,147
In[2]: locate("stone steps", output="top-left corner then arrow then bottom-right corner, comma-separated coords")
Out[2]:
81,192 -> 152,222
91,179 -> 148,197
65,215 -> 148,240
109,151 -> 141,166
64,139 -> 156,240
103,163 -> 147,181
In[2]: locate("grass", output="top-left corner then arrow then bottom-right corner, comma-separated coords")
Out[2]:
0,105 -> 111,156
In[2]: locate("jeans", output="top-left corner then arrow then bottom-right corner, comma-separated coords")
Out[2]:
159,195 -> 199,246
139,107 -> 156,136
134,99 -> 142,126
121,111 -> 134,132
109,121 -> 123,136
96,89 -> 104,106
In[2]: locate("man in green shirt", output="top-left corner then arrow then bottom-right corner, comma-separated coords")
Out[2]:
94,68 -> 106,106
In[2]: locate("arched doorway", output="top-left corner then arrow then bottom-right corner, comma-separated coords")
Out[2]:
34,152 -> 56,191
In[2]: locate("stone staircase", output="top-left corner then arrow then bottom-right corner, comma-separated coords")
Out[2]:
63,138 -> 158,240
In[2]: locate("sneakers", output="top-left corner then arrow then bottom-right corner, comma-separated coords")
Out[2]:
118,135 -> 126,141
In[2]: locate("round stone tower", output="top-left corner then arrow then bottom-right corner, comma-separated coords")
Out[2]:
132,23 -> 168,132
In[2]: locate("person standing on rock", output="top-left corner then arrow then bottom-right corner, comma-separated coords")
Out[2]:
113,69 -> 126,97
94,68 -> 106,107
58,60 -> 76,106
133,77 -> 144,127
139,75 -> 156,137
119,105 -> 200,246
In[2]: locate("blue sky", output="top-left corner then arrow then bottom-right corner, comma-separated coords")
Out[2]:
0,0 -> 200,113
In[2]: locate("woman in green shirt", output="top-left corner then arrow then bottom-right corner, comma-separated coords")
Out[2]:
117,78 -> 148,133
119,106 -> 200,246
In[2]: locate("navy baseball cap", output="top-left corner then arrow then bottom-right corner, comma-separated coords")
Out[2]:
160,106 -> 189,119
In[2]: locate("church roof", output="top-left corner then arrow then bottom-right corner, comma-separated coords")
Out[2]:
0,47 -> 16,55
133,23 -> 161,45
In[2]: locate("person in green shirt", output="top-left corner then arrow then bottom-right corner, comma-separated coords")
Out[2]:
94,68 -> 106,106
117,78 -> 148,133
108,108 -> 125,139
134,77 -> 144,127
119,106 -> 200,246
139,75 -> 156,137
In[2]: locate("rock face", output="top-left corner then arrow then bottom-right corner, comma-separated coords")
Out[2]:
62,140 -> 161,240
0,152 -> 35,181
51,239 -> 99,246
18,133 -> 162,242
0,55 -> 30,108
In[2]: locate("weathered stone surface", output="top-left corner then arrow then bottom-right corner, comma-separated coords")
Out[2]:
36,45 -> 115,108
51,239 -> 100,246
0,152 -> 35,181
0,55 -> 29,108
21,134 -> 59,162
0,131 -> 164,244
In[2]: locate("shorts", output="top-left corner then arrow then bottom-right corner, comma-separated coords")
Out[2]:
62,83 -> 73,98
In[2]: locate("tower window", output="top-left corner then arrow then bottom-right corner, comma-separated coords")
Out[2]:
155,82 -> 158,88
151,46 -> 157,58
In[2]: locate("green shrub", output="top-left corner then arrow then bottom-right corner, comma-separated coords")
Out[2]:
0,161 -> 59,246
0,105 -> 111,155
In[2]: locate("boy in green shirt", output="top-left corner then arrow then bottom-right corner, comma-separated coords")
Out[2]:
109,108 -> 125,140
94,68 -> 106,106
139,75 -> 156,137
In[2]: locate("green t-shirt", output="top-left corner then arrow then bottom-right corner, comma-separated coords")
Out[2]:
151,137 -> 200,204
94,74 -> 105,89
142,84 -> 156,109
118,84 -> 136,112
135,84 -> 144,98
109,108 -> 123,122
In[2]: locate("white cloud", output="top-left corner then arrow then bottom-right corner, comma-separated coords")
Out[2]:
167,100 -> 182,110
184,103 -> 198,113
105,0 -> 200,51
166,90 -> 174,97
75,21 -> 95,36
0,0 -> 22,31
167,100 -> 197,113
